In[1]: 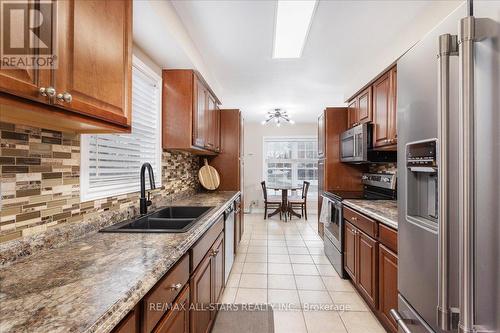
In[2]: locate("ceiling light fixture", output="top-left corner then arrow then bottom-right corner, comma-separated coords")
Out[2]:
272,0 -> 318,59
261,109 -> 295,127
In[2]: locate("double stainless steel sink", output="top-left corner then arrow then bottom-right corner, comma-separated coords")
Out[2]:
100,206 -> 214,233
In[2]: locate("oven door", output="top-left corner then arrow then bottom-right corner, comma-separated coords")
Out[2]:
324,199 -> 342,250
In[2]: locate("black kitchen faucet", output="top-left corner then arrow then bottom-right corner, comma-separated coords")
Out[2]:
139,162 -> 155,215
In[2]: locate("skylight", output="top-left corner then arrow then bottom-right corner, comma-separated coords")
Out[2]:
272,0 -> 318,59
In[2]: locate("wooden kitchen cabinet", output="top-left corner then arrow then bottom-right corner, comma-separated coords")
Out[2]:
356,87 -> 372,124
0,1 -> 52,104
347,99 -> 358,128
212,234 -> 225,304
346,87 -> 372,128
55,0 -> 132,127
373,66 -> 397,149
378,244 -> 398,333
344,219 -> 379,309
357,231 -> 378,308
154,286 -> 190,333
344,222 -> 357,280
343,206 -> 398,333
163,70 -> 221,154
317,113 -> 325,158
190,251 -> 213,333
0,0 -> 132,133
190,231 -> 225,333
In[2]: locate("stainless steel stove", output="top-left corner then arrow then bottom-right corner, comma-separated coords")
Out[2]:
320,173 -> 397,278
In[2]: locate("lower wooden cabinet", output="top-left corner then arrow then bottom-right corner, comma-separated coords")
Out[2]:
190,232 -> 225,333
344,222 -> 357,279
110,211 -> 229,333
378,244 -> 398,333
344,221 -> 378,308
154,286 -> 190,333
356,231 -> 378,308
343,210 -> 398,333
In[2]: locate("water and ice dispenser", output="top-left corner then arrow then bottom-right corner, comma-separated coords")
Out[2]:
405,139 -> 439,232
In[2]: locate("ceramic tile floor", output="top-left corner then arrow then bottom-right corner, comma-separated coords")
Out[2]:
218,213 -> 386,333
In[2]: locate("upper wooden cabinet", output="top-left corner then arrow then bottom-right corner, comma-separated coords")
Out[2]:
373,67 -> 397,149
347,99 -> 358,128
317,113 -> 325,158
163,69 -> 221,155
55,0 -> 132,127
357,87 -> 372,124
346,87 -> 372,128
346,66 -> 397,149
0,0 -> 132,133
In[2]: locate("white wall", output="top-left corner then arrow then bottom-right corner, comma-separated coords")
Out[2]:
243,121 -> 318,213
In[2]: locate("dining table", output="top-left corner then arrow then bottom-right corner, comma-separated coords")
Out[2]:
266,184 -> 302,221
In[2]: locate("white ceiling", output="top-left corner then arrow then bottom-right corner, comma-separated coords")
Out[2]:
143,0 -> 463,123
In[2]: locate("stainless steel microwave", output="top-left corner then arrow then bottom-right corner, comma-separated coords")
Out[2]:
340,123 -> 372,163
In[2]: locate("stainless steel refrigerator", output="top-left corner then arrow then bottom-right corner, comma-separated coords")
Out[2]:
394,1 -> 500,333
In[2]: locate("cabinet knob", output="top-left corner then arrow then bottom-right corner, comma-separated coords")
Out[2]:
167,283 -> 182,291
39,86 -> 56,97
210,249 -> 219,256
351,216 -> 358,221
56,92 -> 72,103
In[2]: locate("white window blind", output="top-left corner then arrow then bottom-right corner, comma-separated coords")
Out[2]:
80,56 -> 162,201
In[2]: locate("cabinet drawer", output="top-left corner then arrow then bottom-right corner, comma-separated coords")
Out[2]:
191,214 -> 224,272
343,206 -> 378,238
378,224 -> 397,254
143,254 -> 190,333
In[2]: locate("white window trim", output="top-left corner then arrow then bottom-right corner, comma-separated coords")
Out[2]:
80,55 -> 162,202
262,135 -> 318,199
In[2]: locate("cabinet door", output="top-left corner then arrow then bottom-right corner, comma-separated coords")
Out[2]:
388,67 -> 397,143
317,112 -> 325,158
378,244 -> 398,333
206,94 -> 216,151
356,87 -> 372,124
234,201 -> 241,250
212,234 -> 225,305
214,106 -> 221,152
347,99 -> 358,128
343,222 -> 357,280
55,0 -> 132,127
317,159 -> 325,238
373,72 -> 391,148
190,253 -> 213,333
193,79 -> 207,148
356,231 -> 378,308
154,286 -> 190,333
0,1 -> 51,103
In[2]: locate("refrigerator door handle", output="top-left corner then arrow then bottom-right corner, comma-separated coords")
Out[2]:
458,14 -> 476,333
436,33 -> 459,332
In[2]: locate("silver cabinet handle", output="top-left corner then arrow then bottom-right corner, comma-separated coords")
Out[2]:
167,283 -> 182,291
39,87 -> 56,97
56,92 -> 72,103
390,309 -> 412,333
437,33 -> 459,331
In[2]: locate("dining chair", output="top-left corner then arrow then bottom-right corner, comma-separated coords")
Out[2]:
261,181 -> 282,220
288,181 -> 310,220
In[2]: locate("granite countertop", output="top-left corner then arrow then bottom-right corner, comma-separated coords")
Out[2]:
0,191 -> 239,333
342,199 -> 398,229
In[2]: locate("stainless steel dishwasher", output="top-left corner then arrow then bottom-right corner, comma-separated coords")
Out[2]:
224,204 -> 235,283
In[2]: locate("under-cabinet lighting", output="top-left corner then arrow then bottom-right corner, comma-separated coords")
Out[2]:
273,0 -> 318,59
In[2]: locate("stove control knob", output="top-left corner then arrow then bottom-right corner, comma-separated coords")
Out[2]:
382,177 -> 391,183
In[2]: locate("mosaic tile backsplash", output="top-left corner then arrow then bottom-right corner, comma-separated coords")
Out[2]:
0,121 -> 200,244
